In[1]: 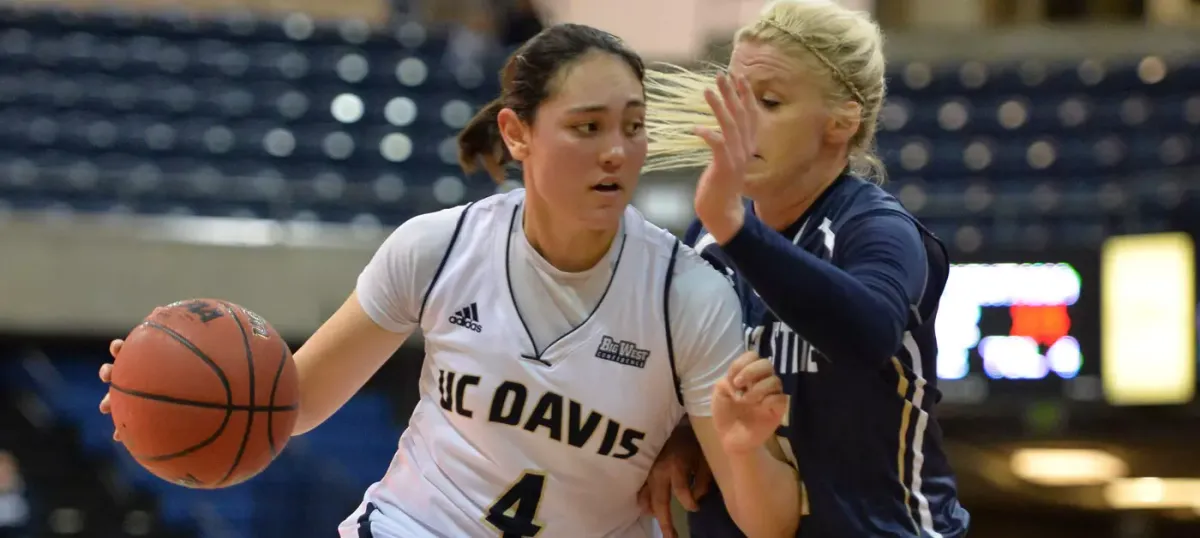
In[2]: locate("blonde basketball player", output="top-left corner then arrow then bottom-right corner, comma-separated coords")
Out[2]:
640,2 -> 970,537
97,24 -> 803,538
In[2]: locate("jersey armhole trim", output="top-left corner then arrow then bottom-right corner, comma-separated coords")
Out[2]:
909,241 -> 931,327
417,201 -> 476,325
663,239 -> 684,407
912,228 -> 950,327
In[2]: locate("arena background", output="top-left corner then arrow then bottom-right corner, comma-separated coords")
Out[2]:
2,0 -> 1200,536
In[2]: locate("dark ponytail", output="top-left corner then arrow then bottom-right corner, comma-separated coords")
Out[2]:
456,24 -> 644,184
457,98 -> 510,183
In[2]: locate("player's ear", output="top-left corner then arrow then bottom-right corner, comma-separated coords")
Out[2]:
824,101 -> 861,146
497,108 -> 531,161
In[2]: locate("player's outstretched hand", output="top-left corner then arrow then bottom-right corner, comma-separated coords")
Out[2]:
637,421 -> 713,538
712,352 -> 787,456
98,338 -> 122,442
692,73 -> 759,244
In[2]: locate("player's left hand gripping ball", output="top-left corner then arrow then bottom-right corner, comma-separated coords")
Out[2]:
712,352 -> 787,455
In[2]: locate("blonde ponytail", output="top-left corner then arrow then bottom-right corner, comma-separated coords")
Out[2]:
643,63 -> 725,173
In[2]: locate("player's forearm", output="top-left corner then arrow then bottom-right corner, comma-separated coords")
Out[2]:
292,347 -> 366,435
724,446 -> 802,538
291,293 -> 409,435
716,213 -> 905,367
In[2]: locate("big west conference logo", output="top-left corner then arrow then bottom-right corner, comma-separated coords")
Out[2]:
595,335 -> 649,368
449,303 -> 483,333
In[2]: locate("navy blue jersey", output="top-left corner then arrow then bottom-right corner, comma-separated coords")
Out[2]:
685,173 -> 969,538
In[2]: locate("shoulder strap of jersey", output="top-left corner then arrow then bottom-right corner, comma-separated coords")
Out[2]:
417,200 -> 477,324
911,228 -> 950,328
662,239 -> 684,406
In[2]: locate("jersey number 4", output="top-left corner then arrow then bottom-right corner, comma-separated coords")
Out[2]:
486,471 -> 546,537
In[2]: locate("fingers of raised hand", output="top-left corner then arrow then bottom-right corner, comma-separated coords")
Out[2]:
108,339 -> 123,360
717,75 -> 749,138
703,82 -> 736,138
714,76 -> 746,159
693,124 -> 727,156
740,373 -> 784,406
734,359 -> 781,404
733,75 -> 759,155
764,394 -> 790,424
733,357 -> 776,390
698,87 -> 737,168
713,375 -> 737,403
726,351 -> 762,382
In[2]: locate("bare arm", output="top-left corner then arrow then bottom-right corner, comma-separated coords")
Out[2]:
691,418 -> 802,538
291,291 -> 411,435
291,205 -> 466,435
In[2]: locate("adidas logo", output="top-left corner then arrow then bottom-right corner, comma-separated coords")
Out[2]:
448,303 -> 482,333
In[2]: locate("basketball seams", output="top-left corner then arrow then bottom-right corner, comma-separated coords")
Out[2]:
125,321 -> 237,464
111,321 -> 295,410
108,385 -> 296,412
218,301 -> 257,487
140,320 -> 235,406
266,343 -> 289,458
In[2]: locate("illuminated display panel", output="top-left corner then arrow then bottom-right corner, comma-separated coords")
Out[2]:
1101,233 -> 1196,406
935,251 -> 1101,397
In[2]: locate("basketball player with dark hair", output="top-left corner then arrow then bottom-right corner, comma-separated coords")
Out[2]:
99,23 -> 805,538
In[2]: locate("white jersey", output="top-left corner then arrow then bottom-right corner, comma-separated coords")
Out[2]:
340,189 -> 745,538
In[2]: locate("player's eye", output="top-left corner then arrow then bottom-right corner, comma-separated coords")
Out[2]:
573,122 -> 599,135
625,121 -> 644,136
760,98 -> 781,110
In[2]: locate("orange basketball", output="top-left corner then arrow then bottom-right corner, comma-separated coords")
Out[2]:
108,299 -> 299,489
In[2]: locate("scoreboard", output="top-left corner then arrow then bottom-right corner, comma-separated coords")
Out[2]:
936,251 -> 1103,405
937,259 -> 1097,381
935,232 -> 1196,407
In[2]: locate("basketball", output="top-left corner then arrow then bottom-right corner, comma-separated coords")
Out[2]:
107,299 -> 300,489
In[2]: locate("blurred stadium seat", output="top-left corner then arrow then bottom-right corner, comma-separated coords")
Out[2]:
0,4 -> 501,228
1,4 -> 1196,251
